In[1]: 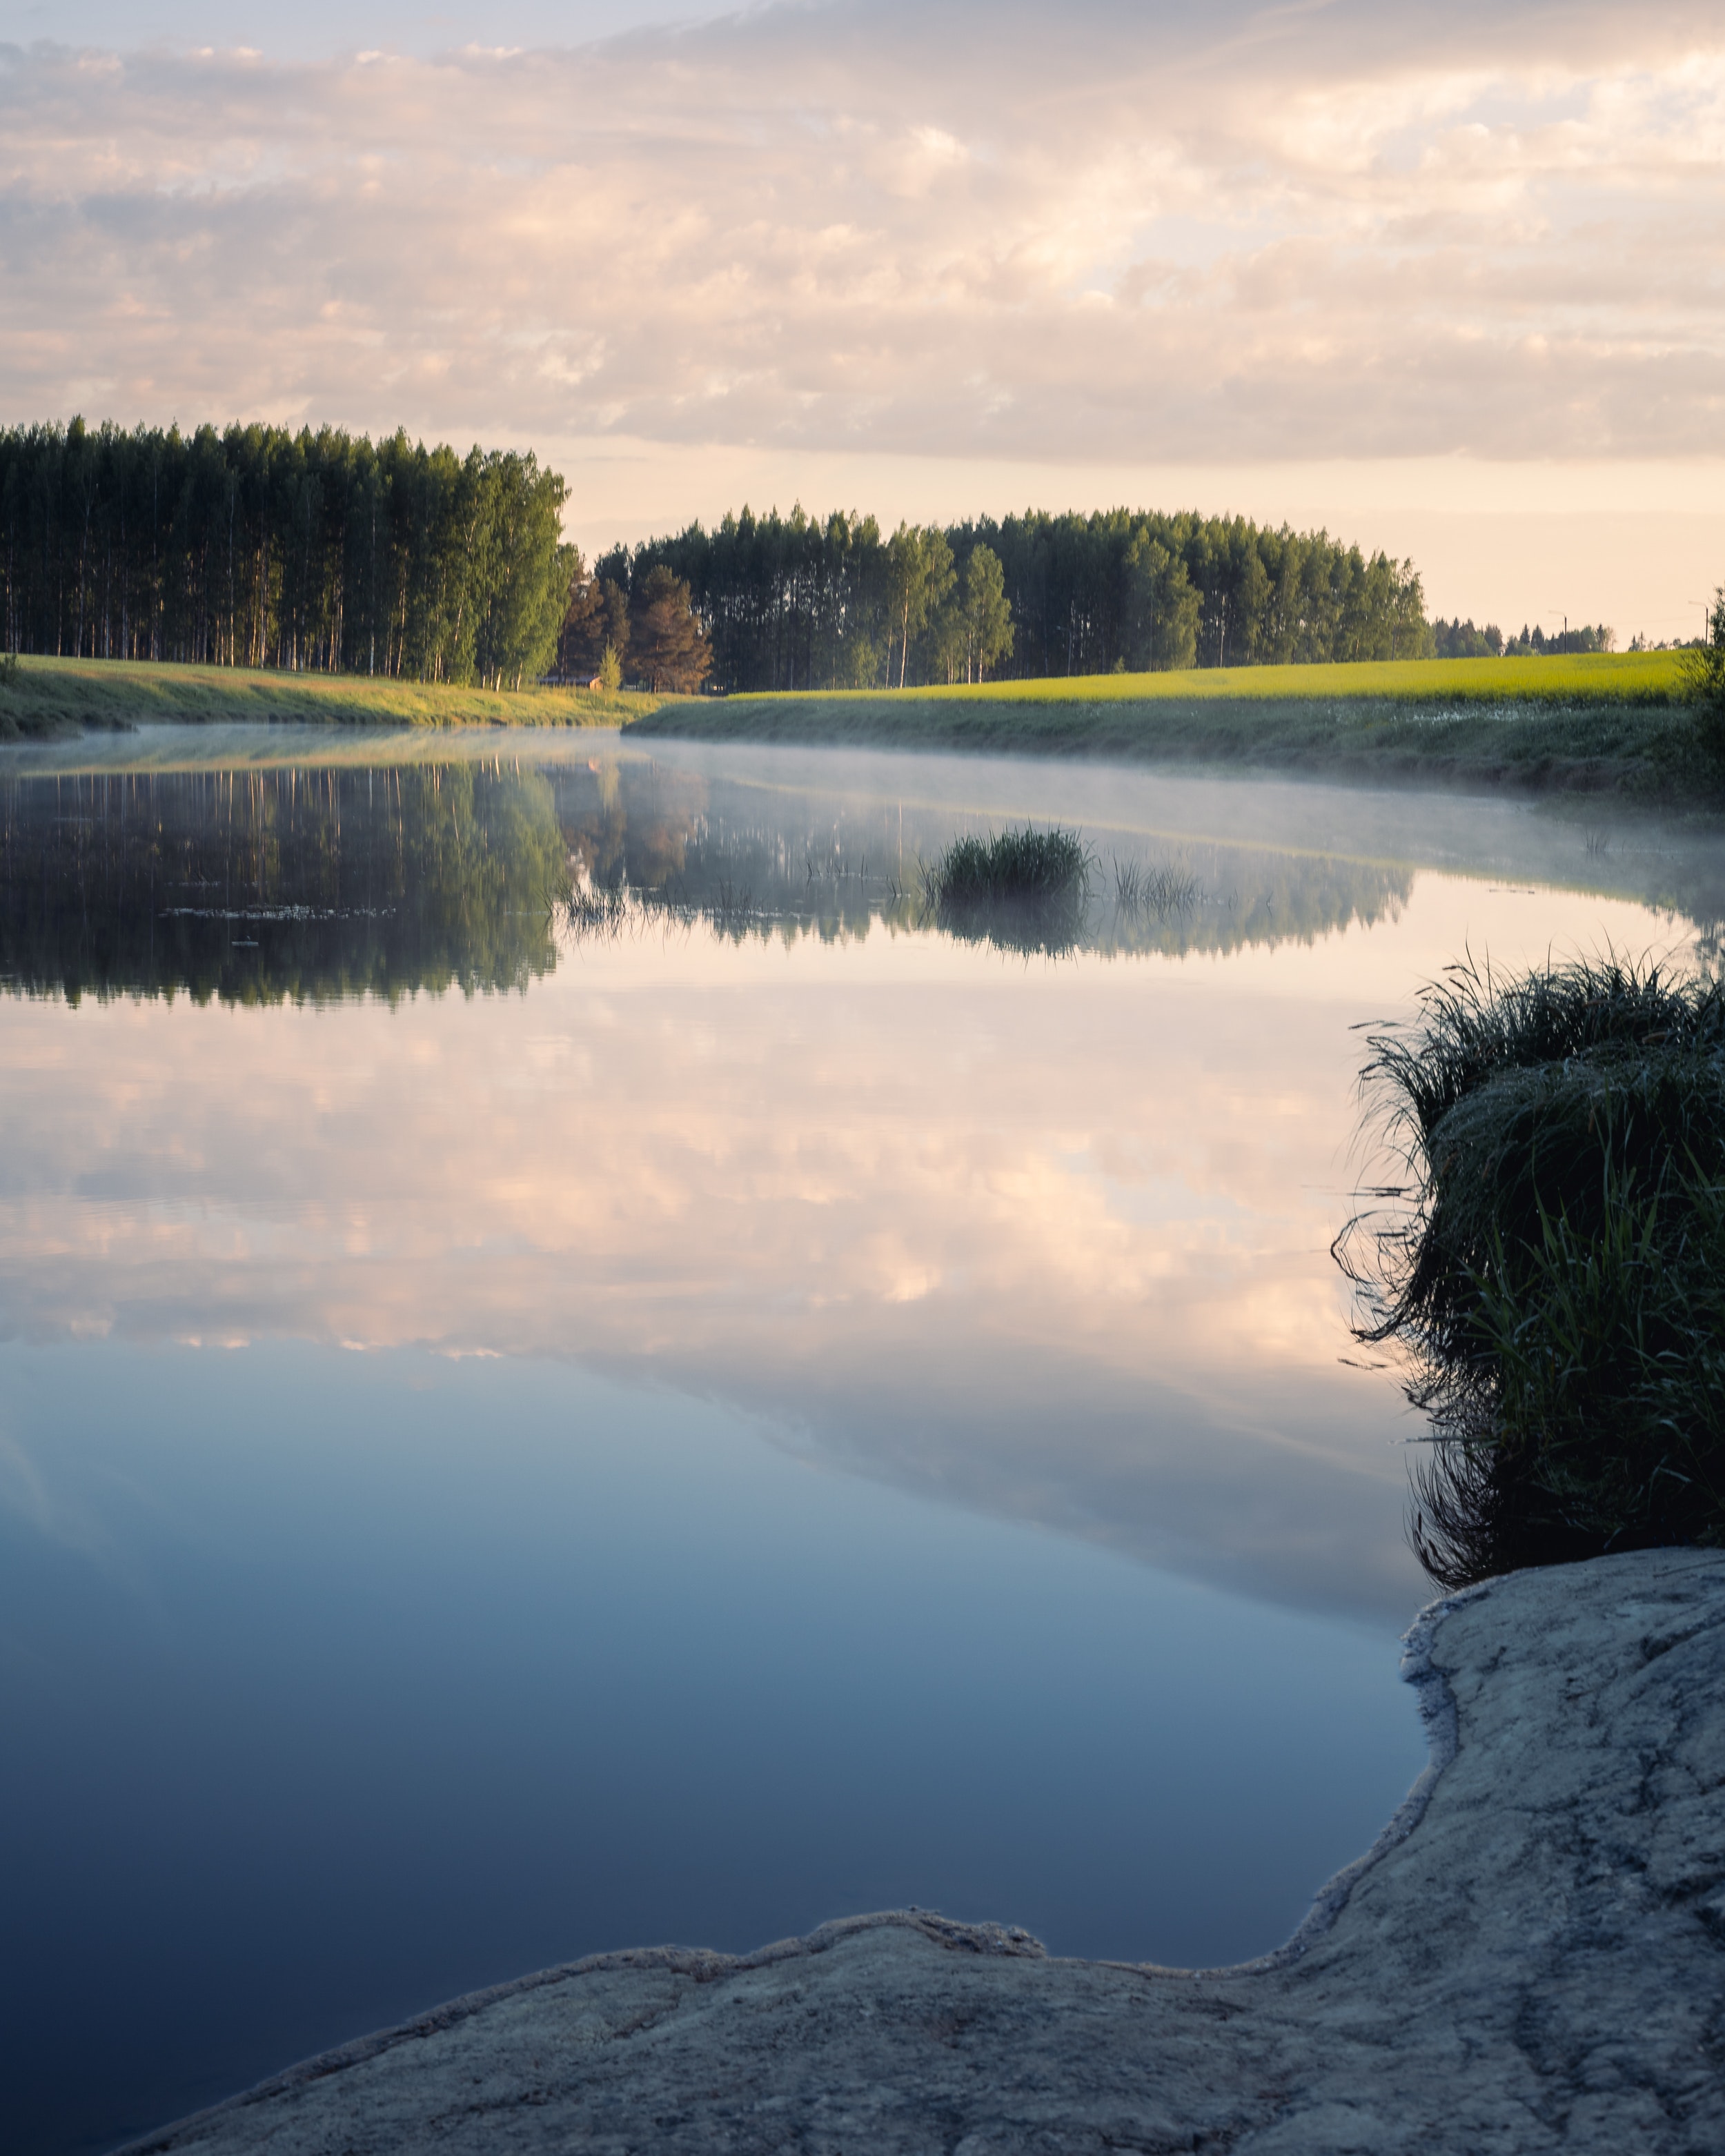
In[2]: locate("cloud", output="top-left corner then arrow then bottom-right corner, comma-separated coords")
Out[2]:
1,2 -> 1723,468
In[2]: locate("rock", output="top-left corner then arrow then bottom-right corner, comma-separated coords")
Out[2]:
119,1547 -> 1725,2155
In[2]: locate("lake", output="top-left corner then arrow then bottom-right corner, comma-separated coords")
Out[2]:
2,727 -> 1717,2155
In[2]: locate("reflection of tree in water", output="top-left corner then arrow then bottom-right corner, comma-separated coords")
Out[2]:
1636,863 -> 1725,985
556,761 -> 1416,958
15,753 -> 1713,1001
0,762 -> 570,1004
1094,842 -> 1414,960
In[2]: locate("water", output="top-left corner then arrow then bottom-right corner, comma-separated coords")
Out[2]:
1,727 -> 1717,2154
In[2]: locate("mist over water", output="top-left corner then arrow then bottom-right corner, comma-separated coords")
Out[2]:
11,726 -> 1717,993
2,727 -> 1717,2155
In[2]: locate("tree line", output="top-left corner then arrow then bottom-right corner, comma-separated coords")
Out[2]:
560,504 -> 1433,693
0,419 -> 574,688
6,417 -> 1522,695
1431,617 -> 1618,659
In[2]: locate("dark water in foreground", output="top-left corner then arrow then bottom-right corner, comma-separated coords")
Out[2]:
2,728 -> 1716,2154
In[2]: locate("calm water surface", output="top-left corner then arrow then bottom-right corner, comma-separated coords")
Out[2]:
2,728 -> 1719,2154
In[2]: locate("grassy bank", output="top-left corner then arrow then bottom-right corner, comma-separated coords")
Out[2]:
1339,957 -> 1725,1587
4,650 -> 1713,801
0,653 -> 659,739
627,651 -> 1713,798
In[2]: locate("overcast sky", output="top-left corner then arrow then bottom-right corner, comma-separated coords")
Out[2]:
3,1 -> 1723,635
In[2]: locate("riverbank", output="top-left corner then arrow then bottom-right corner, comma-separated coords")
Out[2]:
627,652 -> 1711,800
119,1544 -> 1725,2155
0,655 -> 658,737
6,651 -> 1715,803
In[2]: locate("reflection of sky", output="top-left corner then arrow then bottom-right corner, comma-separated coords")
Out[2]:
0,1338 -> 1423,2154
1,741 -> 1709,2153
0,795 -> 1690,1621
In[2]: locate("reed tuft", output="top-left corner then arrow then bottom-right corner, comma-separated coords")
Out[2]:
1336,953 -> 1725,1587
920,826 -> 1092,954
923,825 -> 1090,909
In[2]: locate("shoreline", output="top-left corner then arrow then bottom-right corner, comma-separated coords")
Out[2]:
626,689 -> 1714,803
115,1545 -> 1725,2155
0,655 -> 659,738
3,652 -> 1716,804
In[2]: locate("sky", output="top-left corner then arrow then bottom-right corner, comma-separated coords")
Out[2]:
3,0 -> 1723,639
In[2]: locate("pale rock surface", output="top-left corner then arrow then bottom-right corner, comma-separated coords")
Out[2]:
121,1547 -> 1725,2155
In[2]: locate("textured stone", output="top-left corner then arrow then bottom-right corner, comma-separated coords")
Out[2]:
119,1547 -> 1725,2155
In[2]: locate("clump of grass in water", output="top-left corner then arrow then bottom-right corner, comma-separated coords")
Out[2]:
1113,854 -> 1198,918
563,879 -> 635,942
709,878 -> 754,935
1335,953 -> 1725,1588
922,825 -> 1092,955
925,825 -> 1090,908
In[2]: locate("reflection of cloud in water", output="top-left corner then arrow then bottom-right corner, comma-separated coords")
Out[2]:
3,833 -> 1699,1628
3,738 -> 1716,1628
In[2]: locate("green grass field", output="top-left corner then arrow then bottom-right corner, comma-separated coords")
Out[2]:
0,653 -> 659,738
627,651 -> 1715,800
671,650 -> 1684,709
2,647 -> 1713,801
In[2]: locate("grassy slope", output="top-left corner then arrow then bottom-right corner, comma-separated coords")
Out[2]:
1,650 -> 1709,799
0,654 -> 659,738
628,652 -> 1709,797
691,651 -> 1681,708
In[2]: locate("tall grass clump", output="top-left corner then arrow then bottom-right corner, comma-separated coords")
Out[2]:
925,825 -> 1090,907
921,825 -> 1092,954
564,887 -> 631,941
1337,954 -> 1725,1588
1113,854 -> 1199,918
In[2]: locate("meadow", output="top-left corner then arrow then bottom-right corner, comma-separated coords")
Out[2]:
627,651 -> 1711,798
4,648 -> 1716,802
669,651 -> 1682,709
0,653 -> 658,739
